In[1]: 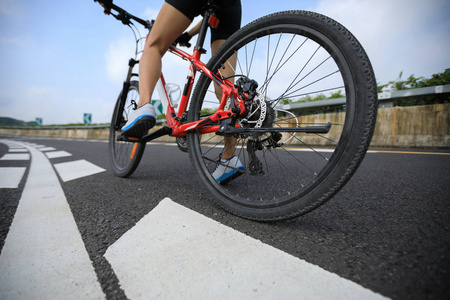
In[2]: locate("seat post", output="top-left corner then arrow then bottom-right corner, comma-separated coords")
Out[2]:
194,9 -> 214,52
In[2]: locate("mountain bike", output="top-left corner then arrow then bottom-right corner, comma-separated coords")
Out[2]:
103,1 -> 378,221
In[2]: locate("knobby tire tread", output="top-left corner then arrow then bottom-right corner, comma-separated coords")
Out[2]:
188,11 -> 378,221
109,80 -> 146,178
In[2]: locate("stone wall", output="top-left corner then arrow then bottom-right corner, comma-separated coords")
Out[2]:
1,104 -> 449,148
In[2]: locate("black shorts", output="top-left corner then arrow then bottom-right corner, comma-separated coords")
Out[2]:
165,0 -> 241,42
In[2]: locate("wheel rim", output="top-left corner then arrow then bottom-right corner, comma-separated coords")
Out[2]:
110,83 -> 143,173
190,21 -> 364,209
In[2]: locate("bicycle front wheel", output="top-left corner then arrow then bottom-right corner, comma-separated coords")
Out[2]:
187,11 -> 378,221
109,80 -> 146,177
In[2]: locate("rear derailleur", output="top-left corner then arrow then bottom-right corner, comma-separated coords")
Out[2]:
247,132 -> 282,176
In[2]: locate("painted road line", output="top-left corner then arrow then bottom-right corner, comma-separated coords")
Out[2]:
367,149 -> 450,155
20,143 -> 41,147
0,143 -> 104,300
54,159 -> 105,182
37,147 -> 56,152
0,153 -> 30,161
0,167 -> 26,188
45,150 -> 72,159
105,198 -> 389,300
8,148 -> 28,152
280,148 -> 450,156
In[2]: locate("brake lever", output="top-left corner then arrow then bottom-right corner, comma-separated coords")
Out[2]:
111,11 -> 132,26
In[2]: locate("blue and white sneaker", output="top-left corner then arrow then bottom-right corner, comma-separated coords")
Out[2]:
212,156 -> 244,184
121,103 -> 156,138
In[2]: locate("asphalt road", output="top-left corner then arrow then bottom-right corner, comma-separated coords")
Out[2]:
0,137 -> 449,300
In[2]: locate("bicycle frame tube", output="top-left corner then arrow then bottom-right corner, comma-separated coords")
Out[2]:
152,12 -> 242,138
115,58 -> 139,130
108,3 -> 243,142
156,45 -> 238,137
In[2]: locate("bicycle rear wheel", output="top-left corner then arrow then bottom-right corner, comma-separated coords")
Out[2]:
109,80 -> 146,177
187,11 -> 378,221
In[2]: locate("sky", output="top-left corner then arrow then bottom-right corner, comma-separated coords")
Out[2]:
0,0 -> 449,125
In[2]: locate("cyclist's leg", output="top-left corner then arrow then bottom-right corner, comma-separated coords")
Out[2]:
138,2 -> 191,107
211,39 -> 244,184
211,39 -> 238,161
122,3 -> 191,137
210,2 -> 241,160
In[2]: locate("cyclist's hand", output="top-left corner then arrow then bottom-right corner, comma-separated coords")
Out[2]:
94,0 -> 112,15
173,32 -> 192,48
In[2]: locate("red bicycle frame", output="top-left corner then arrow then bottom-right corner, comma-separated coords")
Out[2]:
158,45 -> 244,138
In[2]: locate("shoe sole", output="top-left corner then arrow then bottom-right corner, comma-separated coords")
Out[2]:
217,167 -> 245,184
121,116 -> 156,138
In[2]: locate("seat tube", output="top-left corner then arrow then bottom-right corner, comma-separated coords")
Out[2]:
194,10 -> 212,52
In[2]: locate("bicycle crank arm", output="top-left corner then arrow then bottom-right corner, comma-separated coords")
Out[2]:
141,126 -> 173,143
117,126 -> 173,143
217,122 -> 332,135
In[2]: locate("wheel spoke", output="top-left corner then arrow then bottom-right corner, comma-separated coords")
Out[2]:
187,11 -> 377,220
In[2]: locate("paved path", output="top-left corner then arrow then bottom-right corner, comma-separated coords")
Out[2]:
0,137 -> 449,299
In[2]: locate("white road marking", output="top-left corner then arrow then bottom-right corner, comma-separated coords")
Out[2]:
105,198 -> 389,300
53,159 -> 105,182
0,153 -> 30,160
21,143 -> 41,147
0,167 -> 26,188
37,147 -> 56,152
45,150 -> 72,159
0,143 -> 104,300
8,148 -> 28,152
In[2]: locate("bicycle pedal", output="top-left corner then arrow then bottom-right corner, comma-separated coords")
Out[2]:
216,118 -> 235,136
117,134 -> 141,143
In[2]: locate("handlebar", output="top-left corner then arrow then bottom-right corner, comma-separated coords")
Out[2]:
95,0 -> 153,30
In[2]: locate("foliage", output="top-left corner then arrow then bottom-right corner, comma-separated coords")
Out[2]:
279,90 -> 344,105
377,68 -> 450,107
279,98 -> 291,105
378,69 -> 450,92
412,68 -> 450,88
200,107 -> 217,116
0,117 -> 35,126
328,90 -> 345,99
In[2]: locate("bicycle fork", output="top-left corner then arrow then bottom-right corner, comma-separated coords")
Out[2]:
114,58 -> 140,131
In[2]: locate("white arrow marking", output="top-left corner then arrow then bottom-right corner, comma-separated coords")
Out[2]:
105,198 -> 389,300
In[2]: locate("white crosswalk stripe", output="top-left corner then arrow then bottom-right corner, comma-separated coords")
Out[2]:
0,142 -> 104,300
1,140 -> 390,299
0,167 -> 26,188
45,150 -> 72,159
0,153 -> 30,160
0,139 -> 105,185
54,159 -> 105,182
7,148 -> 28,152
105,198 -> 389,300
37,147 -> 56,152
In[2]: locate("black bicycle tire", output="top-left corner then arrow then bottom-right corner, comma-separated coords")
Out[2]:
109,80 -> 146,177
187,11 -> 378,221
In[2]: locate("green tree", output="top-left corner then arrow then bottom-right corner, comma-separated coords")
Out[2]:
377,68 -> 450,107
378,68 -> 450,92
412,68 -> 450,88
328,90 -> 344,99
200,108 -> 217,116
279,98 -> 293,105
386,71 -> 424,91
